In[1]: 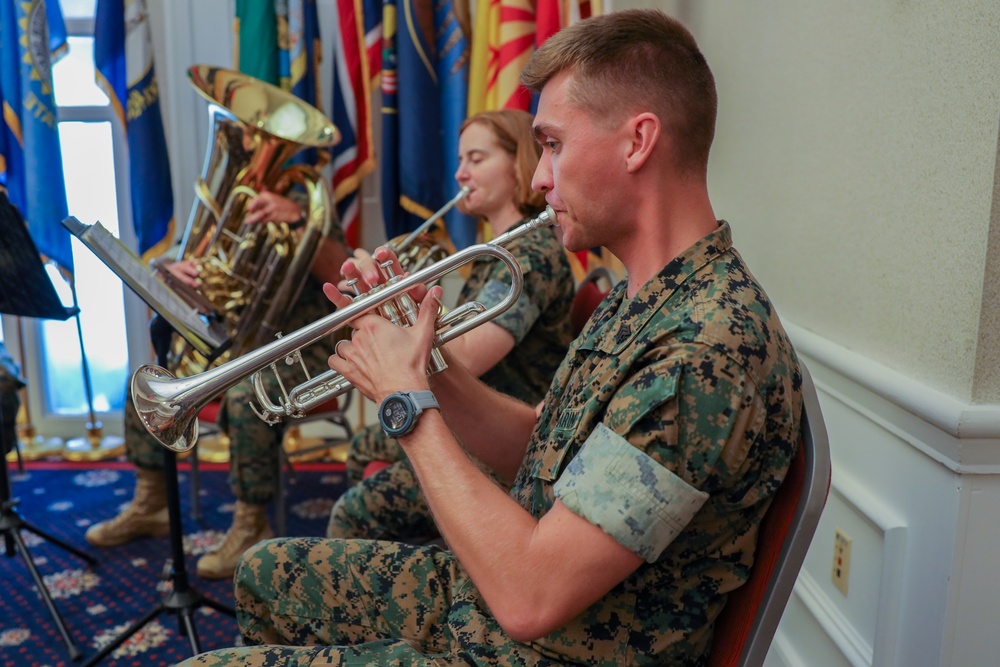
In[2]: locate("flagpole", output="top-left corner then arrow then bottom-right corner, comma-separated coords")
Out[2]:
5,317 -> 64,463
61,283 -> 124,461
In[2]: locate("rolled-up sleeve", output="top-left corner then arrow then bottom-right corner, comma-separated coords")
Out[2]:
554,423 -> 709,562
475,278 -> 541,344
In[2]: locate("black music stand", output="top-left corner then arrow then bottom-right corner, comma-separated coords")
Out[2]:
81,315 -> 235,666
0,193 -> 94,661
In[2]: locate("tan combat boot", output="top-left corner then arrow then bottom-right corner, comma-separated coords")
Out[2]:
196,501 -> 273,580
85,467 -> 169,547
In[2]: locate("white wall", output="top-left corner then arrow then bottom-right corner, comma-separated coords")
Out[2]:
688,1 -> 1000,405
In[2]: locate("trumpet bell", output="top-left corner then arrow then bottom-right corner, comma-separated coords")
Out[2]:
131,365 -> 200,452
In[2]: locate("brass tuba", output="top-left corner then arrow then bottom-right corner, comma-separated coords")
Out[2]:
156,64 -> 340,376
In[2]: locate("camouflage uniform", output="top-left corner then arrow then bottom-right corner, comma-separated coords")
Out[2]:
0,343 -> 25,456
180,221 -> 802,666
124,221 -> 346,505
327,221 -> 573,540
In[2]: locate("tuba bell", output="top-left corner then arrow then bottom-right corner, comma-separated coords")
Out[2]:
155,65 -> 340,376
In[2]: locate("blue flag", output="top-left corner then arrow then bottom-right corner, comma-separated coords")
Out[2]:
435,0 -> 475,249
94,0 -> 175,260
380,0 -> 443,241
285,0 -> 322,107
0,0 -> 73,274
278,0 -> 324,167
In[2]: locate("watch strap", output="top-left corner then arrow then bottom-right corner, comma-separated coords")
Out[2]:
406,390 -> 439,412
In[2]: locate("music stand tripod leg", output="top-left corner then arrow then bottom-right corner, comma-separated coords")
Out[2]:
3,523 -> 84,661
18,521 -> 98,565
80,449 -> 236,666
82,320 -> 235,666
1,401 -> 93,661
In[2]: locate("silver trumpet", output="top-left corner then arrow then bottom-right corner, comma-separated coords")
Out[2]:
131,205 -> 558,452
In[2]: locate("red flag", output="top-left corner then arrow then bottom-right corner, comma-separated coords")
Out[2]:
331,0 -> 382,248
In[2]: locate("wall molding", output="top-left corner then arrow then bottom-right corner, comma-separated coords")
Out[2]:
795,572 -> 872,666
786,322 -> 1000,473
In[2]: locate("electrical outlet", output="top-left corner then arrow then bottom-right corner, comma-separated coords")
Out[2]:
832,528 -> 852,596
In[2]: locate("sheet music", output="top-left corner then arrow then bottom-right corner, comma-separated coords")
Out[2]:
62,217 -> 228,355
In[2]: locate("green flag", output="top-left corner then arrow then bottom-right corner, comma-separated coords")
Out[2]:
235,0 -> 279,84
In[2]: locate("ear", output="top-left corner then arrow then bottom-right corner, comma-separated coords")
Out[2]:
624,112 -> 660,173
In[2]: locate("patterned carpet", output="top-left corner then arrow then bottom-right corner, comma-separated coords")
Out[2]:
0,458 -> 347,667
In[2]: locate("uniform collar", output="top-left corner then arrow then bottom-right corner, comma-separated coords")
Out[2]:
577,221 -> 733,353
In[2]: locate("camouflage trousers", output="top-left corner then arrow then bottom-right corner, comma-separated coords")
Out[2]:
176,538 -> 550,666
326,457 -> 438,542
343,422 -> 404,484
328,427 -> 510,543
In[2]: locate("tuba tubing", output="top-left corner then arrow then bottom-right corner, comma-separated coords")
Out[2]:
131,206 -> 557,452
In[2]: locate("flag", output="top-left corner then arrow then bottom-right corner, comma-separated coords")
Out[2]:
380,0 -> 437,241
435,0 -> 475,249
0,0 -> 73,274
95,0 -> 175,261
235,0 -> 280,85
277,0 -> 325,166
467,0 -> 534,115
276,0 -> 321,105
46,0 -> 68,62
331,0 -> 382,248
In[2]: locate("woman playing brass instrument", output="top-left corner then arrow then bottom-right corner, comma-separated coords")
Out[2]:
327,109 -> 575,542
86,188 -> 351,580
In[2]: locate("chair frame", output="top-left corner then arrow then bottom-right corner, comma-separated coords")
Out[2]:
717,362 -> 831,666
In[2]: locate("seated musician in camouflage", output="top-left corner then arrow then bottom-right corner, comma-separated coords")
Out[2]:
0,341 -> 25,457
327,109 -> 575,542
181,9 -> 803,666
85,190 -> 350,580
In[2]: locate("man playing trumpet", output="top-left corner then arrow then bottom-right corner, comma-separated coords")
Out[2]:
181,9 -> 802,665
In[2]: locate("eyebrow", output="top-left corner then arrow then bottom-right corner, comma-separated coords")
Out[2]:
532,124 -> 551,144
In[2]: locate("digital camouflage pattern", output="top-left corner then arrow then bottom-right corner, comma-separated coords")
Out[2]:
325,451 -> 438,541
506,221 -> 802,665
180,221 -> 802,667
327,220 -> 573,539
124,274 -> 341,505
458,220 -> 573,406
180,538 -> 572,667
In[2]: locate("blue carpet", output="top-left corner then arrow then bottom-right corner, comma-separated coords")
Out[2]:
0,459 -> 346,667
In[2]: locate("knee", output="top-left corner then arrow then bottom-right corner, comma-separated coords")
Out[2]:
234,538 -> 279,586
326,490 -> 366,539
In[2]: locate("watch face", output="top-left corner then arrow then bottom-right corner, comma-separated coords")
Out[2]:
382,396 -> 410,432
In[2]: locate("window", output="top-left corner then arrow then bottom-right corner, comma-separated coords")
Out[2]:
19,11 -> 138,439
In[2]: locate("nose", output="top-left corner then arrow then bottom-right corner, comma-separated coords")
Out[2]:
531,153 -> 552,193
455,161 -> 469,183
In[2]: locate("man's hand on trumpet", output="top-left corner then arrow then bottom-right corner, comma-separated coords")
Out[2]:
334,245 -> 424,299
322,245 -> 442,404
